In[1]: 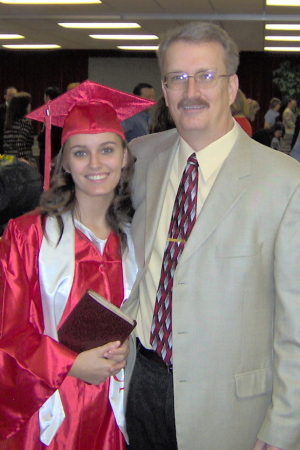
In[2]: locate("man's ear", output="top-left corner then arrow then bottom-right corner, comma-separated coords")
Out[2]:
161,79 -> 168,107
228,74 -> 239,106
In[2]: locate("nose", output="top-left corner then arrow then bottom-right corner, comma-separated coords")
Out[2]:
89,151 -> 103,168
185,76 -> 201,98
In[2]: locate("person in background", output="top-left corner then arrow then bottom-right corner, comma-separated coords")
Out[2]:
291,113 -> 300,150
0,155 -> 42,236
3,92 -> 34,160
123,21 -> 300,450
264,98 -> 281,129
0,80 -> 153,450
281,98 -> 297,154
149,95 -> 175,134
37,86 -> 62,178
252,121 -> 284,151
121,82 -> 155,142
231,88 -> 252,136
270,121 -> 284,151
66,82 -> 80,91
247,98 -> 260,124
0,86 -> 17,153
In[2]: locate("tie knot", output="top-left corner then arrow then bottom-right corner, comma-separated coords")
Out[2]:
188,153 -> 198,167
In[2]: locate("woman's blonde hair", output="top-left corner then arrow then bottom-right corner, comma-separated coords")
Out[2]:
231,89 -> 249,117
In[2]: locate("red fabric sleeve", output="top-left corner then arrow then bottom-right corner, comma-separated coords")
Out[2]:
0,216 -> 77,439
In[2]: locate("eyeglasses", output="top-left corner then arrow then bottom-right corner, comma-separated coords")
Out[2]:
163,70 -> 232,91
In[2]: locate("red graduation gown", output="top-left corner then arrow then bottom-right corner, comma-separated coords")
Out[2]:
0,212 -> 125,450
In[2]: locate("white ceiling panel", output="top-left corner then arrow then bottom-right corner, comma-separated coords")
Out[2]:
0,0 -> 300,51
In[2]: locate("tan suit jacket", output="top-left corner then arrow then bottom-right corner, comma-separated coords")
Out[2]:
123,126 -> 300,450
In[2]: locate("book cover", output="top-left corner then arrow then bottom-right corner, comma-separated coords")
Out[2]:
58,290 -> 136,353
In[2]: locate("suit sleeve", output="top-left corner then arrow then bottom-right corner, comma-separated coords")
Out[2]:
257,183 -> 300,449
0,219 -> 76,439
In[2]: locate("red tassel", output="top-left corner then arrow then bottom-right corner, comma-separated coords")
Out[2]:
44,104 -> 51,191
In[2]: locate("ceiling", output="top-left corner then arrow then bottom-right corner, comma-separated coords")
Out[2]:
0,0 -> 300,52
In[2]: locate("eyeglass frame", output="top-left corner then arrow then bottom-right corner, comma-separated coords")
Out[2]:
163,70 -> 233,90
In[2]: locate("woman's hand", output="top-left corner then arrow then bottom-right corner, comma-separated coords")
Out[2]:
104,338 -> 129,376
68,340 -> 127,385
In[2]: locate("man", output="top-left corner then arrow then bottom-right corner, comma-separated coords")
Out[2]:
0,86 -> 17,152
121,82 -> 155,142
281,98 -> 297,154
264,97 -> 281,129
123,22 -> 300,450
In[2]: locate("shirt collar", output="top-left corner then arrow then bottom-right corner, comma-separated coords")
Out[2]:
179,119 -> 239,182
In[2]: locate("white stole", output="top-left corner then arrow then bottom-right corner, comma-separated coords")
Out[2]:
38,212 -> 137,445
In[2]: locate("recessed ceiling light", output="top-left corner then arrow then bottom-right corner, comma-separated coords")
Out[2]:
266,24 -> 300,30
90,34 -> 158,40
264,46 -> 300,51
265,35 -> 300,41
266,0 -> 300,5
2,44 -> 61,49
117,45 -> 158,51
1,0 -> 100,4
0,34 -> 24,39
59,23 -> 140,29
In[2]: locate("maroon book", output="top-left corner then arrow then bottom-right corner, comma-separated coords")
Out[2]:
58,290 -> 136,353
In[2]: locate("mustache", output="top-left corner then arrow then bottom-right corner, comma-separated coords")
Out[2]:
177,97 -> 210,109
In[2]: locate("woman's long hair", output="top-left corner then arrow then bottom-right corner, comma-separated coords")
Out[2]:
39,138 -> 135,252
4,92 -> 32,130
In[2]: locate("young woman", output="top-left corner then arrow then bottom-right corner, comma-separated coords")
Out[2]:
0,82 -> 154,450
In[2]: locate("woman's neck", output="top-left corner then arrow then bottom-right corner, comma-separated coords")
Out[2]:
75,196 -> 112,240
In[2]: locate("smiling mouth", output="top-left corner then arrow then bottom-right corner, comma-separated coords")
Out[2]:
86,174 -> 108,180
183,105 -> 206,110
178,98 -> 210,111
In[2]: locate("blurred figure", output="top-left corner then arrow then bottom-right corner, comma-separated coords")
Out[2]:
291,114 -> 300,150
122,82 -> 155,142
3,92 -> 34,160
231,89 -> 252,136
66,82 -> 80,91
0,86 -> 17,152
264,97 -> 281,129
149,96 -> 175,133
37,86 -> 62,178
252,122 -> 284,151
0,155 -> 42,236
281,98 -> 297,154
247,99 -> 260,123
270,122 -> 284,151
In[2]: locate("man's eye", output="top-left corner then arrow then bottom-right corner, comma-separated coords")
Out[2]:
172,74 -> 187,81
203,72 -> 214,80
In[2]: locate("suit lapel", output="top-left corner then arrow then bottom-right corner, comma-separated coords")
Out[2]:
180,131 -> 252,264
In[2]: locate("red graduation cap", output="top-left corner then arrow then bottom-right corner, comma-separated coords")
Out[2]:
27,80 -> 155,190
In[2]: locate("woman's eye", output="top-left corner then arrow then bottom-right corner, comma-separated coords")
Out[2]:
74,150 -> 86,157
101,147 -> 113,154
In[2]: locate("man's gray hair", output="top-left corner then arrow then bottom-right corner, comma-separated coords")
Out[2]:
157,22 -> 240,77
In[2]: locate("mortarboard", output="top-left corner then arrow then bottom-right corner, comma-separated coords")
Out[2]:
27,79 -> 155,190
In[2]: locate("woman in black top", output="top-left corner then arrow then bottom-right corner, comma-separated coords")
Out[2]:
3,92 -> 34,160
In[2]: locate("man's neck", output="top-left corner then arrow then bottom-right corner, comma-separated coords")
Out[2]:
178,121 -> 235,152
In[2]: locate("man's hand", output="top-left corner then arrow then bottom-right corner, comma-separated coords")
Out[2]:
253,438 -> 284,450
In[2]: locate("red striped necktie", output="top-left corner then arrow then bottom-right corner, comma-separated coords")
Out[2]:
150,153 -> 199,365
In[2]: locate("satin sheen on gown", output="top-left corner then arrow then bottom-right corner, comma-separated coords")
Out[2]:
0,212 -> 126,450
